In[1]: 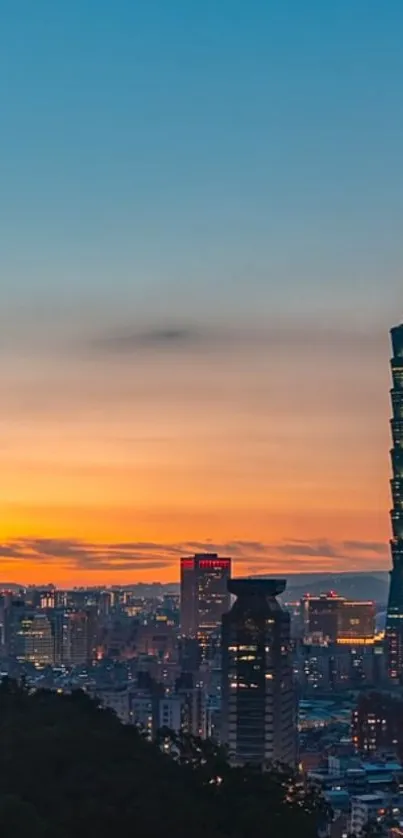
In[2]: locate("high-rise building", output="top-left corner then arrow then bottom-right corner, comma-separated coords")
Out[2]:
301,593 -> 375,645
180,554 -> 231,645
350,795 -> 388,837
3,598 -> 25,656
130,691 -> 154,739
39,590 -> 55,610
221,579 -> 297,768
298,639 -> 385,693
14,611 -> 54,666
337,600 -> 375,643
301,592 -> 343,642
385,324 -> 403,681
352,691 -> 403,754
52,610 -> 90,666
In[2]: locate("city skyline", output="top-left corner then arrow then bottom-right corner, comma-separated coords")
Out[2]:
2,3 -> 403,585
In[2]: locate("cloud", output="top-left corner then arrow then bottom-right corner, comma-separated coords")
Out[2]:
84,318 -> 387,358
0,539 -> 174,572
89,326 -> 205,354
276,539 -> 341,558
0,536 -> 389,577
343,540 -> 388,555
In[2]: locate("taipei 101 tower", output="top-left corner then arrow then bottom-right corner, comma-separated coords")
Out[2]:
385,324 -> 403,681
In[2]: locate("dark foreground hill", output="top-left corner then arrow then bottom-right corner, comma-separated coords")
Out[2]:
0,679 -> 321,838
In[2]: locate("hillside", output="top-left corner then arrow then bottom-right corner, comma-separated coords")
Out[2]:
0,679 -> 321,838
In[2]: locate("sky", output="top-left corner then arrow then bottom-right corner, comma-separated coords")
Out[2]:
1,0 -> 403,585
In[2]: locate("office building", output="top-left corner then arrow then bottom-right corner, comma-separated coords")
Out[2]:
175,675 -> 209,738
158,696 -> 183,733
301,593 -> 343,643
39,590 -> 55,610
130,691 -> 154,739
179,636 -> 201,673
14,611 -> 54,667
302,593 -> 375,645
386,324 -> 403,681
180,554 -> 231,645
299,641 -> 385,693
337,600 -> 375,642
57,610 -> 90,666
350,794 -> 388,836
4,597 -> 26,656
221,578 -> 297,768
182,687 -> 209,739
352,692 -> 403,755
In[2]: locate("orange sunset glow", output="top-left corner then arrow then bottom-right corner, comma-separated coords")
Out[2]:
2,2 -> 402,589
1,321 -> 393,586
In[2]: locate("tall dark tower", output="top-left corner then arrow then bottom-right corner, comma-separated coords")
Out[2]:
221,579 -> 297,768
385,324 -> 403,681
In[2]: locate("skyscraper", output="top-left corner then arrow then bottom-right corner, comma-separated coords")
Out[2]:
301,593 -> 375,644
180,554 -> 231,648
337,600 -> 375,643
13,610 -> 54,667
221,579 -> 297,768
52,609 -> 91,666
352,692 -> 403,754
301,592 -> 343,642
385,324 -> 403,681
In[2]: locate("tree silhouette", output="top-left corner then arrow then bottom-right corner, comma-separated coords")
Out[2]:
0,679 -> 323,837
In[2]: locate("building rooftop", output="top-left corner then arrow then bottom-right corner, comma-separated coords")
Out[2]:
364,762 -> 402,773
324,790 -> 350,810
228,578 -> 286,597
352,794 -> 385,802
391,324 -> 403,356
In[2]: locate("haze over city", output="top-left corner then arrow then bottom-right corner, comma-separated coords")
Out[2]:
1,1 -> 403,586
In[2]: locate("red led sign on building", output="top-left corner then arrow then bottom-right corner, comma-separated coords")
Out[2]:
181,559 -> 195,570
198,560 -> 230,569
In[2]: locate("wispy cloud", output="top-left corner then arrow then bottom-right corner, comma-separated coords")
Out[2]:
0,536 -> 389,576
343,540 -> 388,554
89,326 -> 206,354
276,539 -> 341,558
85,319 -> 387,357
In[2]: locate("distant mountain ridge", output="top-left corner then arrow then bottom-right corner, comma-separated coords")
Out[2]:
0,572 -> 390,605
270,571 -> 389,605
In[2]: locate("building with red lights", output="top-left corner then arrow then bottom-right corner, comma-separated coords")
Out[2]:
180,554 -> 231,648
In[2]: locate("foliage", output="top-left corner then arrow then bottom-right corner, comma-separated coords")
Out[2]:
0,679 -> 323,837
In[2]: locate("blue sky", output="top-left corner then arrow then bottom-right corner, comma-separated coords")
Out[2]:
1,0 -> 402,332
1,1 -> 403,582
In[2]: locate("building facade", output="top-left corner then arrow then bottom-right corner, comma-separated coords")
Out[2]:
350,794 -> 387,836
338,601 -> 375,642
386,324 -> 403,681
180,554 -> 231,646
352,691 -> 403,755
301,593 -> 343,643
221,578 -> 297,768
298,641 -> 385,693
14,611 -> 54,666
301,593 -> 375,645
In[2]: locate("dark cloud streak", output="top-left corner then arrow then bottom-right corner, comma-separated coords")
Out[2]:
0,536 -> 389,575
84,319 -> 387,358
